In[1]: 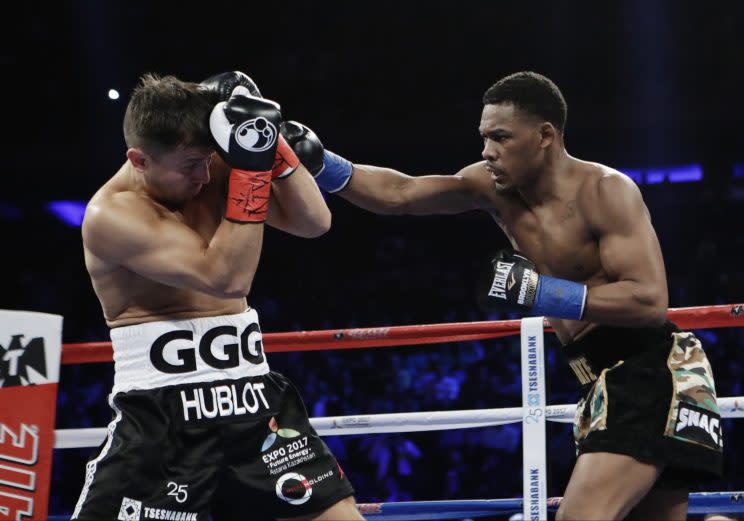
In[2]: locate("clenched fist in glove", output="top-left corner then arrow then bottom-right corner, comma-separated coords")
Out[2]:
480,248 -> 587,320
201,71 -> 298,179
209,90 -> 282,223
280,120 -> 353,193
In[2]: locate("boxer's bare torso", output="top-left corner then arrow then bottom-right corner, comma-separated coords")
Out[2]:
83,156 -> 245,328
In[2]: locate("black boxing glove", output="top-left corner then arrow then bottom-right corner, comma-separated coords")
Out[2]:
279,121 -> 324,175
210,90 -> 282,222
280,120 -> 353,193
201,71 -> 298,179
199,71 -> 262,103
479,249 -> 587,320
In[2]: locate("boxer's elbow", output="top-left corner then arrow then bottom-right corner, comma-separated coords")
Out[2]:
633,285 -> 668,325
295,206 -> 332,238
309,206 -> 332,237
205,264 -> 255,299
214,278 -> 253,299
644,305 -> 668,327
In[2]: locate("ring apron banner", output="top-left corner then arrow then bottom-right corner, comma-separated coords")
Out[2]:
0,309 -> 63,521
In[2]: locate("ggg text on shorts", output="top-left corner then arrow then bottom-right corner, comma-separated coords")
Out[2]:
149,324 -> 264,374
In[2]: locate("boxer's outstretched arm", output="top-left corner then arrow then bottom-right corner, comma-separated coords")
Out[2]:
280,121 -> 494,216
581,173 -> 669,326
340,161 -> 493,216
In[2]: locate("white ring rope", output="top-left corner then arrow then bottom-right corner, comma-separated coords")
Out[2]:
55,396 -> 744,449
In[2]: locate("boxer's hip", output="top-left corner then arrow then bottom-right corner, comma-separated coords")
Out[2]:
110,308 -> 270,395
562,321 -> 679,386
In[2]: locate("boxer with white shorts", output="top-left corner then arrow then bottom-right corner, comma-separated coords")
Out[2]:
74,72 -> 361,520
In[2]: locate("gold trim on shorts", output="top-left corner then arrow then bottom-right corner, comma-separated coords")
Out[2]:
573,361 -> 622,449
569,356 -> 598,385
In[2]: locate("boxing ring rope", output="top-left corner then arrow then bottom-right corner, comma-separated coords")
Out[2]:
51,304 -> 744,519
351,492 -> 744,519
55,397 -> 744,448
61,304 -> 743,364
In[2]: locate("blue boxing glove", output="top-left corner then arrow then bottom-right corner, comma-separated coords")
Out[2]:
280,120 -> 353,193
481,249 -> 587,320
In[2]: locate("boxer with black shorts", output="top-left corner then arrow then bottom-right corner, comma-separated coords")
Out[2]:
281,71 -> 723,520
566,323 -> 722,489
74,72 -> 361,521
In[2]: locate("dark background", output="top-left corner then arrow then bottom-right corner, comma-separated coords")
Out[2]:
4,1 -> 744,519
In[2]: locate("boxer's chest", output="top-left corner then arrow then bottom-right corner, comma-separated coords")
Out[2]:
494,200 -> 604,283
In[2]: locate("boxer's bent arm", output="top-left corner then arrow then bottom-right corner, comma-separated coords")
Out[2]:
340,161 -> 491,216
581,174 -> 668,326
266,165 -> 331,238
82,193 -> 264,298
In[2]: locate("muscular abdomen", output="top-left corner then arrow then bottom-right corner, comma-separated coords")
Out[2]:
89,261 -> 245,327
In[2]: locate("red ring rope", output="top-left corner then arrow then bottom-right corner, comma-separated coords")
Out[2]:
61,304 -> 743,365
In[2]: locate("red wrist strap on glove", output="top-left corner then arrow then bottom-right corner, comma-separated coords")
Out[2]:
272,135 -> 300,179
225,169 -> 272,223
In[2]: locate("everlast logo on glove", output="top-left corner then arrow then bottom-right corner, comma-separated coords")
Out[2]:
480,248 -> 587,320
487,257 -> 539,306
488,261 -> 514,299
150,323 -> 264,374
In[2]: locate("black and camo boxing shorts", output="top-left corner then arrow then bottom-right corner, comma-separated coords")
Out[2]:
72,310 -> 354,521
564,321 -> 723,489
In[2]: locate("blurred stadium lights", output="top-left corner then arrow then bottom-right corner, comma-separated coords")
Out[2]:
46,201 -> 87,227
620,163 -> 703,185
733,163 -> 744,179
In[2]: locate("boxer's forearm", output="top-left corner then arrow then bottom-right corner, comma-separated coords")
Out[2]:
266,165 -> 331,238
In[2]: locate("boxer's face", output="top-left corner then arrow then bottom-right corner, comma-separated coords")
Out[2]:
142,145 -> 213,206
479,103 -> 549,194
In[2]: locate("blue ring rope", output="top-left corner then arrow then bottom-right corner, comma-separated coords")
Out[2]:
356,492 -> 744,519
47,491 -> 744,520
